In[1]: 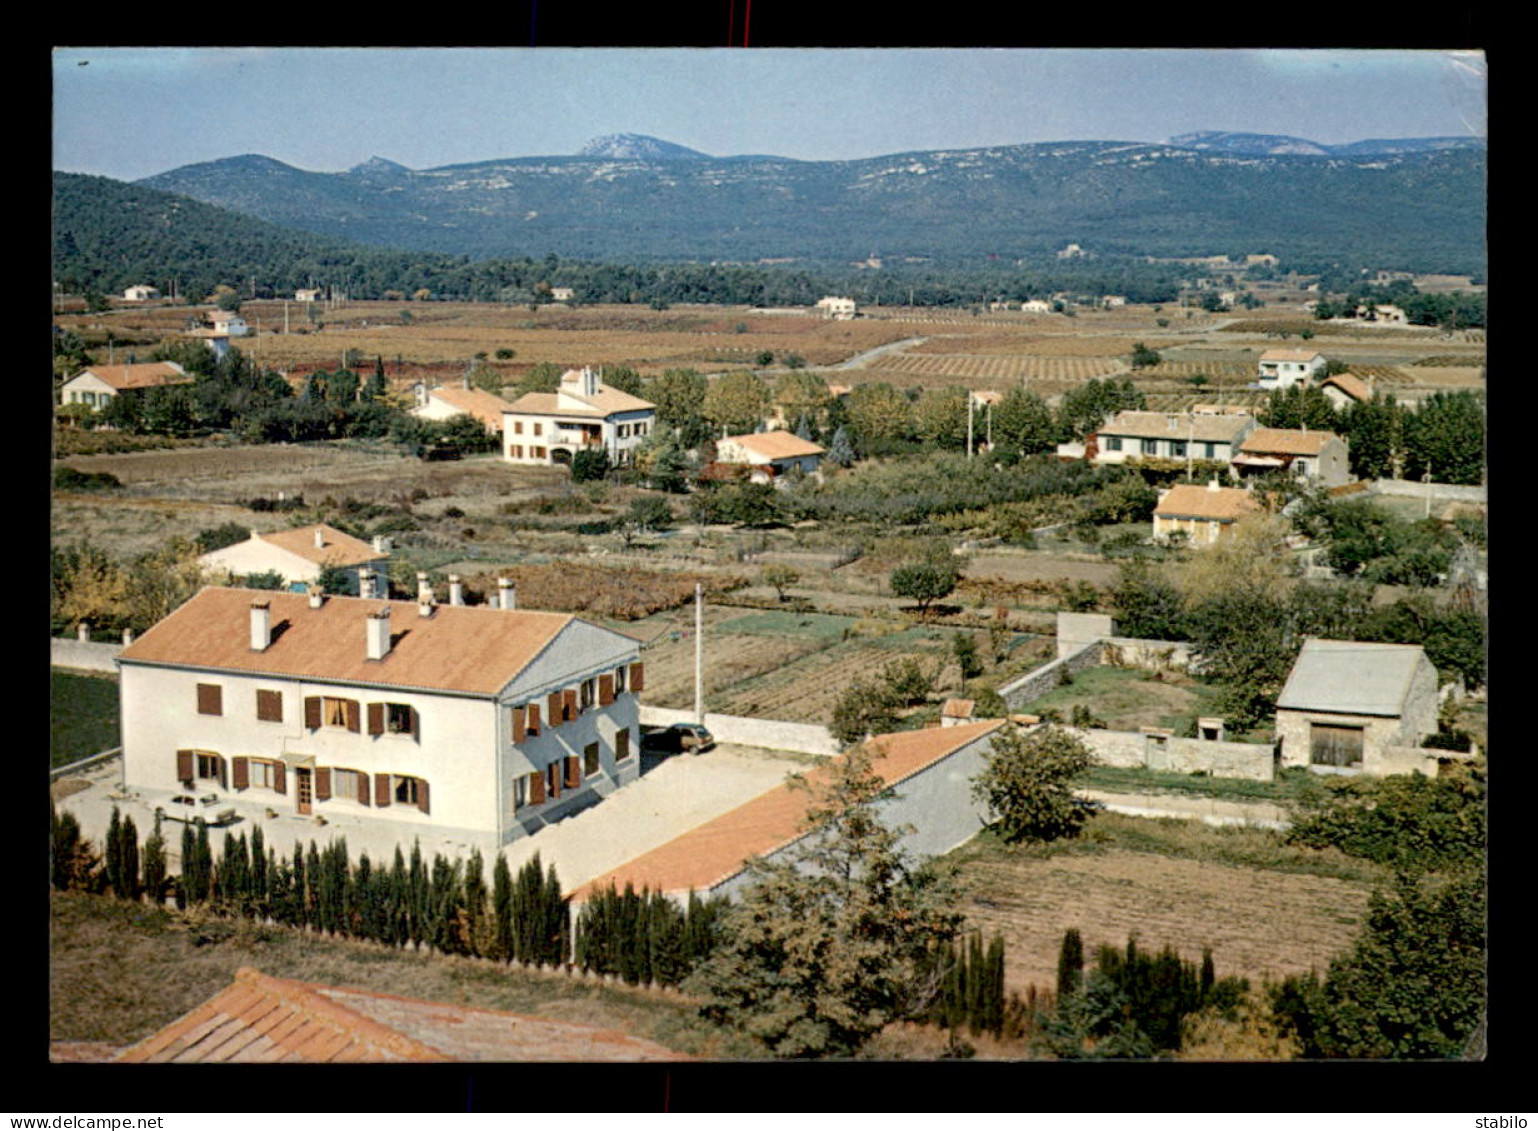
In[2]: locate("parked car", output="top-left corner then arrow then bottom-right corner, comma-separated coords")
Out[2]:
641,723 -> 715,755
157,793 -> 238,826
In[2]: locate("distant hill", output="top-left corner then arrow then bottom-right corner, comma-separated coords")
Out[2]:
133,134 -> 1486,274
1169,130 -> 1486,157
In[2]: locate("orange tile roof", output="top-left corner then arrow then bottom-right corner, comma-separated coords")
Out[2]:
1259,348 -> 1325,363
70,362 -> 190,390
258,523 -> 386,568
1099,409 -> 1254,444
426,385 -> 512,429
115,967 -> 689,1062
118,587 -> 577,696
573,719 -> 1005,900
1320,373 -> 1372,403
720,431 -> 826,460
1239,427 -> 1341,456
507,385 -> 654,418
1154,484 -> 1263,522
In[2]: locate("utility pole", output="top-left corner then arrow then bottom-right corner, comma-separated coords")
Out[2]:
694,583 -> 705,725
967,393 -> 974,458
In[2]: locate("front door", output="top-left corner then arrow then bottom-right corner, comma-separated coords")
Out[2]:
296,767 -> 313,815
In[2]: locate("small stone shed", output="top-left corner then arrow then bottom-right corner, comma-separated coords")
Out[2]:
1275,639 -> 1439,775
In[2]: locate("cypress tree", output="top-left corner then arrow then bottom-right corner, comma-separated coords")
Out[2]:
463,848 -> 488,958
1057,928 -> 1084,1000
389,846 -> 409,948
290,843 -> 307,927
967,933 -> 986,1035
355,853 -> 375,941
190,820 -> 213,905
1199,947 -> 1216,1004
250,826 -> 268,915
106,807 -> 123,898
120,814 -> 141,902
142,813 -> 166,906
305,841 -> 322,929
408,841 -> 428,947
545,860 -> 569,965
177,823 -> 194,909
491,853 -> 514,962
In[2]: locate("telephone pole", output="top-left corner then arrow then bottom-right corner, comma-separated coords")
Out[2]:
694,583 -> 705,725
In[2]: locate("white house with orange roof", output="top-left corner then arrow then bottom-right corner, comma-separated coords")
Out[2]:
411,383 -> 512,435
501,367 -> 655,467
714,430 -> 825,483
115,586 -> 646,846
197,524 -> 392,595
1256,348 -> 1327,389
59,361 -> 190,410
1152,482 -> 1263,544
1318,373 -> 1374,411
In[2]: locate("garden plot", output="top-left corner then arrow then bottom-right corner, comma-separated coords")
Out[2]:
1018,665 -> 1220,734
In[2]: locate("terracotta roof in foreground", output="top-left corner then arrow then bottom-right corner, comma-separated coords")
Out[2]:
118,586 -> 575,696
114,967 -> 689,1063
573,719 -> 1005,900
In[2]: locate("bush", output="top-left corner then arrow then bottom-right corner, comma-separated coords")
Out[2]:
54,466 -> 121,492
971,724 -> 1098,844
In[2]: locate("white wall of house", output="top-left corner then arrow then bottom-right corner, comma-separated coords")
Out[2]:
1096,434 -> 1245,465
198,541 -> 388,593
1257,356 -> 1325,389
59,374 -> 120,407
501,409 -> 653,466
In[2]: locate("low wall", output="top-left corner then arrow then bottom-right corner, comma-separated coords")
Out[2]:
1056,612 -> 1114,659
998,640 -> 1102,709
1100,637 -> 1197,674
51,638 -> 122,675
1370,744 -> 1440,778
1066,727 -> 1273,781
1369,479 -> 1486,503
638,706 -> 839,757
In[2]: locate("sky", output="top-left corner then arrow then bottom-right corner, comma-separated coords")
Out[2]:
52,47 -> 1486,182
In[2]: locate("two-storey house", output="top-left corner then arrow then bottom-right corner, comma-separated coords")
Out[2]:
1256,348 -> 1326,389
501,367 -> 655,468
116,586 -> 645,846
1090,410 -> 1256,466
1233,427 -> 1351,487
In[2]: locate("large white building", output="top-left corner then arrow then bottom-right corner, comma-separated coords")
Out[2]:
116,586 -> 646,845
501,367 -> 655,467
1256,349 -> 1326,390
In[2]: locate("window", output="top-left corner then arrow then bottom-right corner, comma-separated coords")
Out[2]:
196,752 -> 225,787
512,775 -> 529,812
250,759 -> 277,790
386,703 -> 415,735
197,683 -> 223,716
325,697 -> 358,729
1141,439 -> 1158,456
545,761 -> 561,800
1310,723 -> 1365,767
533,422 -> 543,437
510,444 -> 524,459
256,689 -> 283,722
532,446 -> 546,459
514,421 -> 524,435
395,776 -> 421,806
1104,436 -> 1122,452
580,678 -> 596,712
1170,441 -> 1186,458
1203,442 -> 1216,459
332,768 -> 361,802
584,741 -> 601,778
616,727 -> 631,761
564,755 -> 581,789
614,665 -> 628,694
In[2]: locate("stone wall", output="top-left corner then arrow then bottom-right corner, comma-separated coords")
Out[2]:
1100,637 -> 1197,674
51,638 -> 122,675
1369,479 -> 1486,503
1056,612 -> 1114,659
998,640 -> 1102,709
1064,726 -> 1273,780
638,706 -> 839,757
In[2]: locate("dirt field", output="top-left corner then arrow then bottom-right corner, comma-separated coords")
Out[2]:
954,844 -> 1373,993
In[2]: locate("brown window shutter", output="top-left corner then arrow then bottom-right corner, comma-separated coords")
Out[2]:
599,674 -> 614,706
511,706 -> 527,744
367,703 -> 385,736
256,689 -> 282,722
409,708 -> 420,739
563,688 -> 578,722
315,767 -> 332,801
233,756 -> 249,790
417,779 -> 430,815
304,696 -> 322,729
376,774 -> 391,807
273,761 -> 287,795
629,661 -> 645,693
197,683 -> 223,716
357,771 -> 370,806
547,692 -> 563,728
527,703 -> 541,734
529,770 -> 546,805
564,755 -> 581,789
546,762 -> 561,799
344,700 -> 361,733
176,749 -> 194,783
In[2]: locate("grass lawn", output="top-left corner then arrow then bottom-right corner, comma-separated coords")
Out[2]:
51,669 -> 120,769
1023,665 -> 1221,733
715,610 -> 860,639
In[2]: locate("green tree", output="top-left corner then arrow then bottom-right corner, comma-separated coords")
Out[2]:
913,387 -> 970,449
762,563 -> 800,601
142,813 -> 167,906
829,680 -> 902,747
1338,394 -> 1404,481
971,724 -> 1098,844
952,632 -> 984,680
683,745 -> 965,1057
1401,391 -> 1485,486
702,371 -> 772,437
827,425 -> 856,468
1057,378 -> 1145,441
570,448 -> 611,483
1057,927 -> 1085,999
890,560 -> 959,616
645,369 -> 711,449
990,387 -> 1058,460
1129,341 -> 1162,369
845,382 -> 914,450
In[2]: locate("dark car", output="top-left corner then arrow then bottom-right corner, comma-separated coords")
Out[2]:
641,722 -> 716,755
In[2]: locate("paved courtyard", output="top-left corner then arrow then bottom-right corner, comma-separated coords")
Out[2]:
51,743 -> 819,897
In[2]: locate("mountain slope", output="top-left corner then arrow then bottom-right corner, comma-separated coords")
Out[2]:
130,137 -> 1486,272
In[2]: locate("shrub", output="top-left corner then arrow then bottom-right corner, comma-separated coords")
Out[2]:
54,466 -> 121,492
971,724 -> 1098,844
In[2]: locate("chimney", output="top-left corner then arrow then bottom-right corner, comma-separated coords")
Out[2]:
250,528 -> 261,543
250,600 -> 272,651
76,623 -> 89,643
314,527 -> 326,549
357,569 -> 373,601
448,575 -> 464,606
122,629 -> 134,646
498,577 -> 515,610
372,534 -> 391,555
307,584 -> 324,609
416,571 -> 432,604
366,606 -> 392,660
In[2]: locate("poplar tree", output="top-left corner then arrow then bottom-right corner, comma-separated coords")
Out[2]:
176,824 -> 195,909
105,807 -> 124,898
249,826 -> 268,915
119,814 -> 141,902
491,853 -> 514,962
142,813 -> 167,906
463,848 -> 488,957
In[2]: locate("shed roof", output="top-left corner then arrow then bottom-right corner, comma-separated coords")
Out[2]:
572,719 -> 1005,900
1276,639 -> 1430,717
118,586 -> 581,697
114,967 -> 688,1063
720,431 -> 826,460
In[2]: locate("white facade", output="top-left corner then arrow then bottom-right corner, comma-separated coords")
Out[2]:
124,285 -> 160,301
814,296 -> 857,320
501,367 -> 655,468
1256,350 -> 1326,389
1020,299 -> 1054,314
197,526 -> 390,594
117,591 -> 645,845
210,312 -> 250,336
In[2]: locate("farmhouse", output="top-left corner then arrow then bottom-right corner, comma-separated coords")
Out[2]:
123,284 -> 160,301
550,287 -> 576,302
1090,410 -> 1256,465
114,967 -> 688,1063
1275,639 -> 1439,776
295,288 -> 323,302
572,720 -> 1005,905
115,586 -> 645,846
1256,348 -> 1326,389
814,296 -> 857,320
1152,482 -> 1262,544
208,310 -> 250,337
502,367 -> 655,468
1233,427 -> 1351,487
1318,372 -> 1374,410
198,524 -> 391,595
411,383 -> 511,435
714,430 -> 825,483
1020,299 -> 1053,314
59,361 -> 190,409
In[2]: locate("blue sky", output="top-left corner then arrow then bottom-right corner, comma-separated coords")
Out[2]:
52,47 -> 1486,182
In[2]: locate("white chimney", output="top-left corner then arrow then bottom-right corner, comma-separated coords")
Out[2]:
358,569 -> 374,601
448,575 -> 464,606
250,600 -> 272,651
416,571 -> 432,604
122,629 -> 134,646
307,584 -> 324,609
314,527 -> 326,549
366,606 -> 392,660
372,534 -> 391,555
76,623 -> 89,643
498,577 -> 514,610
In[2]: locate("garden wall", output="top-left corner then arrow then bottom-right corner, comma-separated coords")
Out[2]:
1369,479 -> 1486,503
1100,637 -> 1197,674
638,706 -> 839,757
51,638 -> 122,675
997,640 -> 1102,709
1064,726 -> 1273,781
